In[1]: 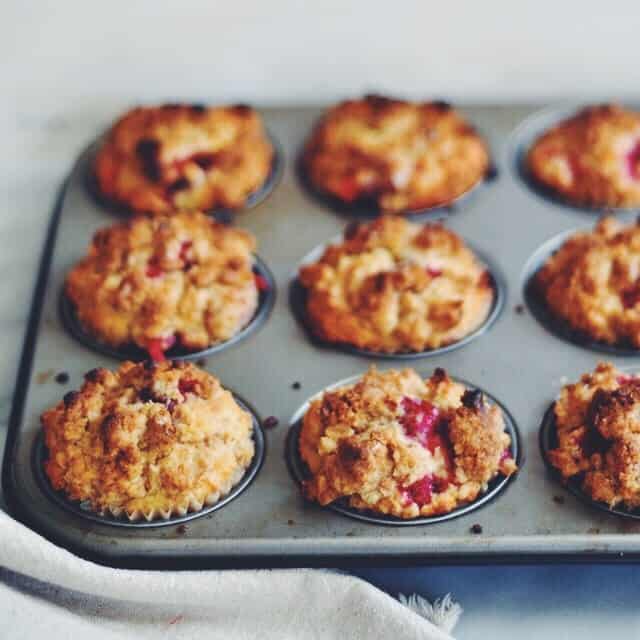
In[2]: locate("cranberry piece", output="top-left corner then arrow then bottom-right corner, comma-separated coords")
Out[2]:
334,176 -> 360,202
193,153 -> 216,170
626,140 -> 640,180
178,378 -> 198,395
135,138 -> 161,182
405,475 -> 434,506
431,100 -> 452,112
470,523 -> 483,534
55,371 -> 69,384
426,267 -> 442,278
617,375 -> 633,385
622,284 -> 640,309
344,221 -> 361,240
178,241 -> 194,270
461,389 -> 484,410
485,165 -> 499,182
63,391 -> 79,407
147,335 -> 177,362
400,397 -> 440,446
146,262 -> 164,278
254,273 -> 270,291
168,177 -> 191,194
499,448 -> 512,463
190,104 -> 207,114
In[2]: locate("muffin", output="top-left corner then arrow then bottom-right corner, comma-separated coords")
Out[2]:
42,361 -> 255,520
298,216 -> 494,353
527,104 -> 640,208
547,362 -> 640,509
535,216 -> 640,348
299,367 -> 517,519
93,103 -> 274,214
301,95 -> 490,213
65,211 -> 260,360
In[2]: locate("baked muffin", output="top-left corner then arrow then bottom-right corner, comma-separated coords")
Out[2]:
93,103 -> 274,214
298,216 -> 494,353
65,211 -> 260,360
535,216 -> 640,348
299,367 -> 517,519
42,361 -> 255,520
301,95 -> 490,213
527,104 -> 640,208
547,362 -> 640,509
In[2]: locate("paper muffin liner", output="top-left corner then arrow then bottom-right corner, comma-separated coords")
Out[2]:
114,466 -> 247,522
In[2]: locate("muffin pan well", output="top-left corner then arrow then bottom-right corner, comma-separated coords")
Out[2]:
85,131 -> 285,220
285,372 -> 521,526
32,395 -> 265,528
59,258 -> 276,362
7,104 -> 640,569
289,238 -> 505,360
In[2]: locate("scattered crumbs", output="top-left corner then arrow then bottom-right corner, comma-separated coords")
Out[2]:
168,615 -> 184,626
470,523 -> 483,535
176,524 -> 188,535
36,370 -> 54,384
263,416 -> 279,429
587,527 -> 601,535
287,519 -> 295,526
514,304 -> 525,315
55,371 -> 70,384
195,358 -> 207,368
553,495 -> 565,505
292,381 -> 302,390
485,165 -> 499,182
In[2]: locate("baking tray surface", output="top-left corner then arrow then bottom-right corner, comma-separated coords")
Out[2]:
7,104 -> 640,568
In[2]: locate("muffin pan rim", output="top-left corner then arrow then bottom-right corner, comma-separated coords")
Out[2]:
288,234 -> 506,360
32,395 -> 266,529
285,370 -> 522,526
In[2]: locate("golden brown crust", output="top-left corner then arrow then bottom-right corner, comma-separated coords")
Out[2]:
299,216 -> 494,353
535,216 -> 640,347
94,103 -> 274,214
299,367 -> 516,519
302,95 -> 490,213
65,211 -> 259,356
548,362 -> 640,509
42,361 -> 255,519
527,104 -> 640,208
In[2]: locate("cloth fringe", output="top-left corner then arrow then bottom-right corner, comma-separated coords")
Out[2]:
398,592 -> 462,634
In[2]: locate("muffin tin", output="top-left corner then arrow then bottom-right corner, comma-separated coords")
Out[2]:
6,104 -> 640,569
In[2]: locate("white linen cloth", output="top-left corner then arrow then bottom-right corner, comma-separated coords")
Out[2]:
0,509 -> 459,639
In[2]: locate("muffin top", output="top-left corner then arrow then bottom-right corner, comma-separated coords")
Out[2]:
65,211 -> 260,358
299,367 -> 516,519
299,216 -> 494,353
535,216 -> 640,348
93,103 -> 274,215
527,104 -> 640,208
42,361 -> 255,520
547,362 -> 640,509
302,95 -> 490,213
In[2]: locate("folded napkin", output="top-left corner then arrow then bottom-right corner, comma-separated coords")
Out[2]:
0,510 -> 459,639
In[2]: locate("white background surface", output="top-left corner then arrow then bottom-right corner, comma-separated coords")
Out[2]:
3,1 -> 640,637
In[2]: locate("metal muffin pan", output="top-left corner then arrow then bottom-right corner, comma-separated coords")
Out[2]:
289,238 -> 505,360
7,104 -> 640,568
32,396 -> 265,528
59,257 -> 276,362
285,372 -> 521,526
